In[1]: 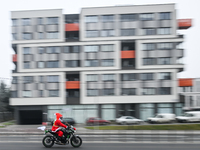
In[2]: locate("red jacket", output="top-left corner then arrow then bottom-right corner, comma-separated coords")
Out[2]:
51,113 -> 67,132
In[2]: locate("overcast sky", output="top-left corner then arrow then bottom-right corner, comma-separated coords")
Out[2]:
0,0 -> 199,85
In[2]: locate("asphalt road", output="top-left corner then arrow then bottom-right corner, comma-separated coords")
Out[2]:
0,143 -> 200,150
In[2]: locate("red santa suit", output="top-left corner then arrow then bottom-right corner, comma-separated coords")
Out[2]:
51,113 -> 67,137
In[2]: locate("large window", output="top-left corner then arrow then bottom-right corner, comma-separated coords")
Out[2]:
46,61 -> 59,68
23,91 -> 32,97
142,88 -> 156,95
102,89 -> 114,96
142,28 -> 156,35
49,90 -> 59,97
141,73 -> 154,80
23,76 -> 33,83
39,90 -> 43,97
47,75 -> 59,83
158,72 -> 171,80
121,14 -> 137,22
11,91 -> 18,98
121,88 -> 136,95
121,73 -> 137,81
22,18 -> 31,26
64,46 -> 80,53
143,43 -> 155,50
101,30 -> 115,37
157,57 -> 171,65
85,60 -> 98,67
47,32 -> 59,39
46,46 -> 60,54
12,33 -> 17,40
121,29 -> 135,36
159,87 -> 171,95
102,74 -> 115,81
122,59 -> 135,67
157,43 -> 173,50
12,19 -> 17,26
38,47 -> 45,54
87,74 -> 98,82
87,89 -> 98,96
85,16 -> 98,23
102,15 -> 114,22
38,32 -> 44,39
37,17 -> 43,25
157,28 -> 171,35
160,12 -> 171,20
66,90 -> 79,98
37,61 -> 45,68
84,45 -> 99,52
140,13 -> 154,21
65,60 -> 80,67
101,45 -> 114,52
86,30 -> 99,37
24,62 -> 30,69
143,58 -> 156,65
23,47 -> 31,54
47,17 -> 58,25
22,33 -> 32,40
101,59 -> 114,67
12,77 -> 18,84
39,76 -> 44,83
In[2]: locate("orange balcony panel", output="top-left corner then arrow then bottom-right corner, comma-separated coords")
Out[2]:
178,19 -> 192,29
121,50 -> 135,59
65,23 -> 79,31
13,54 -> 17,62
66,81 -> 80,89
179,78 -> 193,87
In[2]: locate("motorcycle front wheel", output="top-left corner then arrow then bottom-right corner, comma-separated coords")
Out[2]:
71,136 -> 82,148
42,135 -> 54,148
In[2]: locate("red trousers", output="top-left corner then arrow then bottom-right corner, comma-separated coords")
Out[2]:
56,130 -> 63,137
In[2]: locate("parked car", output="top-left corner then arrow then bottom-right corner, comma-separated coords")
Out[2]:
147,113 -> 176,124
115,116 -> 144,125
176,111 -> 200,123
50,118 -> 76,126
86,117 -> 110,126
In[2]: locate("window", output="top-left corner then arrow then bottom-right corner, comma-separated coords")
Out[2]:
63,46 -> 80,53
101,30 -> 115,37
101,59 -> 114,67
160,12 -> 171,20
39,90 -> 43,97
84,45 -> 99,52
121,29 -> 135,36
121,73 -> 137,81
102,15 -> 114,22
49,90 -> 59,97
39,76 -> 44,83
102,74 -> 115,81
47,75 -> 59,83
157,43 -> 173,50
47,17 -> 58,25
86,74 -> 98,82
142,88 -> 156,95
66,90 -> 79,97
85,16 -> 98,23
23,91 -> 32,97
143,58 -> 156,65
11,91 -> 18,98
37,61 -> 45,68
176,57 -> 183,64
102,89 -> 114,96
85,60 -> 99,67
86,30 -> 99,37
65,60 -> 80,67
38,18 -> 43,25
142,28 -> 156,35
140,13 -> 154,21
22,33 -> 32,40
12,19 -> 17,26
101,45 -> 114,52
158,57 -> 171,65
12,33 -> 17,40
121,14 -> 137,22
122,59 -> 135,67
47,32 -> 59,39
159,87 -> 171,95
12,77 -> 18,84
157,28 -> 171,35
24,62 -> 30,69
87,89 -> 98,96
46,61 -> 59,68
121,88 -> 136,95
143,43 -> 155,50
23,76 -> 33,83
141,73 -> 154,80
23,47 -> 31,54
38,47 -> 45,54
158,72 -> 171,80
46,47 -> 60,54
22,18 -> 31,26
38,32 -> 44,39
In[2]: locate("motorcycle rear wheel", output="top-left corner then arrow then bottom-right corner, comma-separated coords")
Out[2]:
71,136 -> 82,148
42,135 -> 54,148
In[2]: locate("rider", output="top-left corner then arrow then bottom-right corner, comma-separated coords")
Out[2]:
51,113 -> 71,144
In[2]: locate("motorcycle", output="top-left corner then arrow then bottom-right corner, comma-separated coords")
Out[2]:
38,126 -> 82,148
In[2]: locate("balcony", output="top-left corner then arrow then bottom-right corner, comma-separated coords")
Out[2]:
121,50 -> 135,59
66,81 -> 80,89
178,19 -> 192,29
65,23 -> 79,31
13,54 -> 17,62
179,78 -> 193,87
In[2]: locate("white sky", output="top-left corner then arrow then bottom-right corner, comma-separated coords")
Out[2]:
0,0 -> 199,85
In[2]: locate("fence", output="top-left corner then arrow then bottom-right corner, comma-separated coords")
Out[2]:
0,112 -> 14,122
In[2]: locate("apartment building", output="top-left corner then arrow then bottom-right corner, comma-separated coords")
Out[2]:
10,4 -> 192,124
